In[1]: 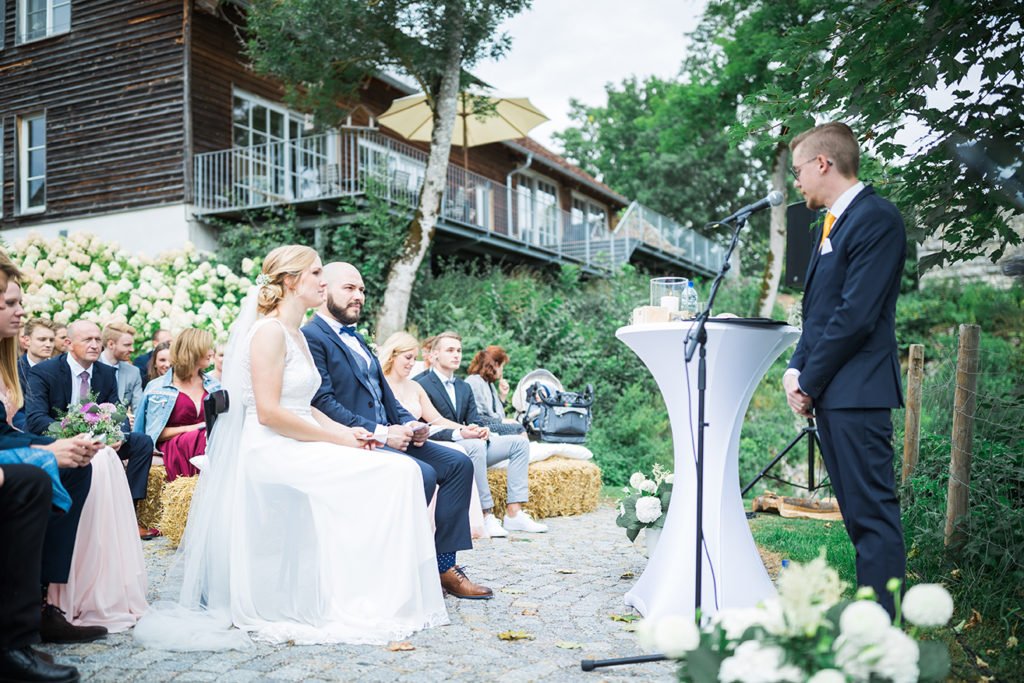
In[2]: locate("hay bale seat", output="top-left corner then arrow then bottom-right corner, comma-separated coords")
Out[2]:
487,456 -> 602,520
158,475 -> 199,546
153,456 -> 602,547
136,465 -> 167,530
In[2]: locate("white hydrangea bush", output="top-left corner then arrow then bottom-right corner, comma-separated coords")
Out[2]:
9,232 -> 254,345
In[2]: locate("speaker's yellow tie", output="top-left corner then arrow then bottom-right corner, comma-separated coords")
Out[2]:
821,211 -> 836,246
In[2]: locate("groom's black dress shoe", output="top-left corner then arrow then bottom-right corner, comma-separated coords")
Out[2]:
38,605 -> 107,644
0,646 -> 80,682
440,566 -> 493,600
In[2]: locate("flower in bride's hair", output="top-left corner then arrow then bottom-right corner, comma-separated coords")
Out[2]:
255,273 -> 271,287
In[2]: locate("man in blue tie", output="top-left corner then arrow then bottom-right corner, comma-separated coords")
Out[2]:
302,262 -> 491,600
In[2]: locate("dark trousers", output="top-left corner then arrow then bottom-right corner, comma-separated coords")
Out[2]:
41,465 -> 92,585
816,407 -> 906,616
0,465 -> 52,648
118,432 -> 154,501
383,440 -> 474,555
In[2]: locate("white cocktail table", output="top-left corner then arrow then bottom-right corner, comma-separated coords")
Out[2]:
616,319 -> 799,620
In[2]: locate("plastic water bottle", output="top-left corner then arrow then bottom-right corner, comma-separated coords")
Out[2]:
681,281 -> 699,319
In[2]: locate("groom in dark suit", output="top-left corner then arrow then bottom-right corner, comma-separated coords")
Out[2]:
302,262 -> 492,600
784,122 -> 906,616
26,320 -> 155,541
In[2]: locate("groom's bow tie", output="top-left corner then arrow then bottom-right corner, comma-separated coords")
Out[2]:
338,325 -> 358,338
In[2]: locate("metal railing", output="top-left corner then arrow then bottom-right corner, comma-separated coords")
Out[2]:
613,202 -> 726,273
193,128 -> 721,274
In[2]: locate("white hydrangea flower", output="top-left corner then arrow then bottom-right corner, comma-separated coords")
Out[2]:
639,480 -> 658,494
241,257 -> 255,274
839,600 -> 891,645
776,552 -> 844,637
807,670 -> 846,683
664,473 -> 674,484
719,641 -> 802,683
902,583 -> 953,628
713,607 -> 764,640
635,496 -> 663,524
636,616 -> 699,658
629,472 -> 646,489
860,626 -> 918,683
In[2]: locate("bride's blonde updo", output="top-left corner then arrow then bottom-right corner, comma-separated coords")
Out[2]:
256,245 -> 319,315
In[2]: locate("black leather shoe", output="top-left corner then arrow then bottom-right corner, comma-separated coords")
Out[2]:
38,605 -> 106,644
0,646 -> 79,682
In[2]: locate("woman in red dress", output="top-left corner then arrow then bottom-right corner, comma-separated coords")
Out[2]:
136,329 -> 220,481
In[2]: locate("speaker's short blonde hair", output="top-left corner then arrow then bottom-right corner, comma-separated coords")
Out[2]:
790,122 -> 860,178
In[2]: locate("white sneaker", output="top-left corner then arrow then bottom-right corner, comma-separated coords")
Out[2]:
483,514 -> 508,538
503,510 -> 548,533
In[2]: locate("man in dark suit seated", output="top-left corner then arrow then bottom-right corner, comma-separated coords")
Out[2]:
16,318 -> 58,431
302,262 -> 491,600
415,332 -> 543,537
27,320 -> 156,540
0,462 -> 83,681
783,122 -> 907,616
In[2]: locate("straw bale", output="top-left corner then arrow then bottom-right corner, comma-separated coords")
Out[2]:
487,456 -> 602,519
136,465 -> 167,529
158,475 -> 199,547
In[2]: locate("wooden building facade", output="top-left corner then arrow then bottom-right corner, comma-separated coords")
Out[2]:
0,0 -> 724,275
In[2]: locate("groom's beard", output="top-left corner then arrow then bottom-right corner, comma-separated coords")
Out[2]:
326,293 -> 360,326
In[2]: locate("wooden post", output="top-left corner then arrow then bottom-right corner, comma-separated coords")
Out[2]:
945,324 -> 981,549
902,344 -> 925,482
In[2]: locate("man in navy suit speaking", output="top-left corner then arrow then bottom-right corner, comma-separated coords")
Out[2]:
302,262 -> 491,600
783,122 -> 906,616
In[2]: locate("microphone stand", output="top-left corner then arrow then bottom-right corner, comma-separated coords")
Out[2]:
683,211 -> 749,619
581,211 -> 752,673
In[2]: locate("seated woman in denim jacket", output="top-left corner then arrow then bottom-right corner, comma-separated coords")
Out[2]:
135,329 -> 220,481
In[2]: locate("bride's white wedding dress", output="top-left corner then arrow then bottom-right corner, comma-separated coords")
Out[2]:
136,304 -> 447,650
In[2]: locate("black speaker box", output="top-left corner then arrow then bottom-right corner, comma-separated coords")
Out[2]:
784,202 -> 822,290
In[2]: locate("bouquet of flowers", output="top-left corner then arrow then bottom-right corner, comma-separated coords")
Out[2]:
616,464 -> 673,542
45,392 -> 129,444
636,552 -> 952,683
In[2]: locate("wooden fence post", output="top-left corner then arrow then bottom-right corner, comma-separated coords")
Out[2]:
902,344 -> 925,482
945,324 -> 981,549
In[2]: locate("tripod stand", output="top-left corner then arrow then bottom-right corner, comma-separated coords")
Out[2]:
742,418 -> 829,498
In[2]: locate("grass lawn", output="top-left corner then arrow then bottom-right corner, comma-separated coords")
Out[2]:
747,513 -> 857,595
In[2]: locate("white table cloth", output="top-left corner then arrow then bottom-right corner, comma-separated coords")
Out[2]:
616,319 -> 799,621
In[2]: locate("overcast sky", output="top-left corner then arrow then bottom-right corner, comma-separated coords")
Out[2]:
474,0 -> 708,152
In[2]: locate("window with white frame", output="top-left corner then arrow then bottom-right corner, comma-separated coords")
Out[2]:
357,137 -> 425,196
515,174 -> 559,246
570,195 -> 608,239
19,113 -> 46,214
231,90 -> 324,202
17,0 -> 71,44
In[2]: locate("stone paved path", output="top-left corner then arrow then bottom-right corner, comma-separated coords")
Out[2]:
40,503 -> 678,682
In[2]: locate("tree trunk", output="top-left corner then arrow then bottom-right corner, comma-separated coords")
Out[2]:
757,143 -> 789,318
375,12 -> 465,339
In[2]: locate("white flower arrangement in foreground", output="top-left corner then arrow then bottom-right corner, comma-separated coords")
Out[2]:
636,552 -> 952,683
616,463 -> 673,542
8,231 -> 253,344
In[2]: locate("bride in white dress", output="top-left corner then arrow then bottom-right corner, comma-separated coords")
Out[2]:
136,245 -> 447,649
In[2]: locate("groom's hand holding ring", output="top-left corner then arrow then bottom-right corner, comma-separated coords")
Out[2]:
408,421 -> 429,447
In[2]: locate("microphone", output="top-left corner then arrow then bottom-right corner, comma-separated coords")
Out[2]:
720,190 -> 785,223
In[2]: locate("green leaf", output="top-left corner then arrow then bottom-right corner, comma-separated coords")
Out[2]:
683,646 -> 725,683
626,526 -> 641,543
917,640 -> 951,682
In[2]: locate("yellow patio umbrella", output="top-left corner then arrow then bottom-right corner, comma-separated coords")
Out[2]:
378,92 -> 549,168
